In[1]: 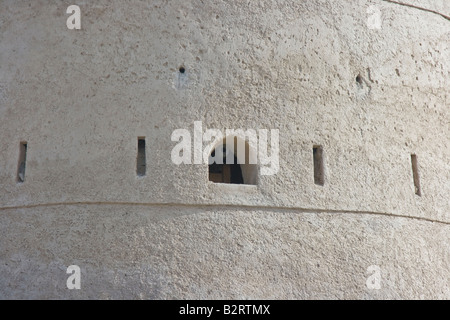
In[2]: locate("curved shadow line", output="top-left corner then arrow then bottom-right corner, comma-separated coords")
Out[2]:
382,0 -> 450,21
0,201 -> 449,225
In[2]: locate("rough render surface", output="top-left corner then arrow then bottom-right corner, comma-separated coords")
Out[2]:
0,0 -> 449,299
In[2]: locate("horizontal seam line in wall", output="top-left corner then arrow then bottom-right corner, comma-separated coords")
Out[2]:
381,0 -> 450,21
0,201 -> 449,226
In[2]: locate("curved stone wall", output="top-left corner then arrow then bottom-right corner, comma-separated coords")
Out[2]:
0,0 -> 448,298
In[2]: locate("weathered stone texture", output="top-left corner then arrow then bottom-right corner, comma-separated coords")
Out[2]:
0,0 -> 448,299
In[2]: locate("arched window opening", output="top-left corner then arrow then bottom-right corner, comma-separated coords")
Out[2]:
208,147 -> 244,184
208,137 -> 257,185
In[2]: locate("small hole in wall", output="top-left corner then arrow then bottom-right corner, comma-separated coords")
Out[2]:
411,154 -> 421,196
137,137 -> 146,176
313,145 -> 325,186
17,141 -> 27,183
356,74 -> 363,84
179,66 -> 186,74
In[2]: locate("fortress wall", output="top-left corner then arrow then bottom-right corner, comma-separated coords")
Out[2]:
0,0 -> 449,298
0,205 -> 449,299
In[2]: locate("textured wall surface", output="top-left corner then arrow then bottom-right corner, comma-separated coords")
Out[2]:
1,205 -> 449,299
0,0 -> 449,299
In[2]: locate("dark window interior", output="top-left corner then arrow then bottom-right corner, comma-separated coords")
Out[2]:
209,146 -> 244,184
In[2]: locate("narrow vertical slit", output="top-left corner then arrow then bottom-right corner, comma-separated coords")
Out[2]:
313,145 -> 324,186
137,137 -> 146,176
17,142 -> 27,183
411,154 -> 421,196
